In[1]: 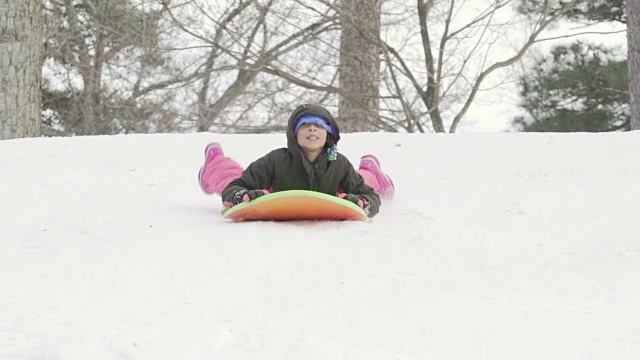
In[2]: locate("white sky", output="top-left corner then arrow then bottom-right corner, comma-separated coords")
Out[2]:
2,131 -> 640,358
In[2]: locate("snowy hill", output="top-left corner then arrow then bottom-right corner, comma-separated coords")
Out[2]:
1,132 -> 640,359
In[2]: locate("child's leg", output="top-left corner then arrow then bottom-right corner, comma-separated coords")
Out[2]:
358,169 -> 381,194
199,143 -> 244,195
358,154 -> 395,199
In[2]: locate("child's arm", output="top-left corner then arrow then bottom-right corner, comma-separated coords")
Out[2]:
221,152 -> 275,207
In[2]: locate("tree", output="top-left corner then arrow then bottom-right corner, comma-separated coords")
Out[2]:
163,0 -> 577,134
374,0 -> 581,133
513,42 -> 628,132
42,0 -> 187,136
157,0 -> 581,134
163,0 -> 345,133
0,0 -> 42,139
513,0 -> 629,132
518,0 -> 625,23
337,0 -> 381,132
629,0 -> 640,130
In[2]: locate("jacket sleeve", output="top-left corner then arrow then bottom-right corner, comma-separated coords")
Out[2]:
338,156 -> 381,217
221,151 -> 275,204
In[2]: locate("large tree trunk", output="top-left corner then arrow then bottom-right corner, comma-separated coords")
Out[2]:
629,0 -> 640,130
338,0 -> 381,132
0,0 -> 42,139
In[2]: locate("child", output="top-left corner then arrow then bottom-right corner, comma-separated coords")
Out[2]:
198,104 -> 394,218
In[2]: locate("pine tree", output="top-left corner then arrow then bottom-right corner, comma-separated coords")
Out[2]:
514,0 -> 628,132
514,43 -> 628,132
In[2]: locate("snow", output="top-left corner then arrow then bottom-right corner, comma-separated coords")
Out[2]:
1,131 -> 640,359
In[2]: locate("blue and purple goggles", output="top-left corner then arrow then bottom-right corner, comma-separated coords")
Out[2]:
293,115 -> 334,136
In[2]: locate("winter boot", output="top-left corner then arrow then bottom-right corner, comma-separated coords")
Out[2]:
198,142 -> 224,194
359,155 -> 395,199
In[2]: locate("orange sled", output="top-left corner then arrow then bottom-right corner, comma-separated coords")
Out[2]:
222,190 -> 368,222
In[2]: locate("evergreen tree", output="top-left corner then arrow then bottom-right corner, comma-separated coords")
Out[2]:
518,0 -> 624,24
514,0 -> 628,132
513,43 -> 628,132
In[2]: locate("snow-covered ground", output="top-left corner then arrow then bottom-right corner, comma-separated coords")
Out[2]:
1,131 -> 640,359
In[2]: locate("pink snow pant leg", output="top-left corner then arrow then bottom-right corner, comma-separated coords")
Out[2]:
358,169 -> 381,195
201,156 -> 245,196
203,159 -> 382,197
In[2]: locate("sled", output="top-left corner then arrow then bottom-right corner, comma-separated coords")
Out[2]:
221,190 -> 368,222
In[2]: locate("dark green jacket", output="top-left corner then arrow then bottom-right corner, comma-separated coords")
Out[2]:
221,104 -> 381,217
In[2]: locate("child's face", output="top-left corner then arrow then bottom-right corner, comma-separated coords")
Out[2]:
296,123 -> 328,153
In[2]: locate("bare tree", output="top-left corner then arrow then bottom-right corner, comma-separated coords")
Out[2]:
56,0 -> 580,135
163,0 -> 345,133
181,0 -> 579,134
629,0 -> 640,130
43,0 -> 192,135
0,0 -> 42,139
376,0 -> 582,133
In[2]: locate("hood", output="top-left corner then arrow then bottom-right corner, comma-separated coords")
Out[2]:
286,104 -> 340,152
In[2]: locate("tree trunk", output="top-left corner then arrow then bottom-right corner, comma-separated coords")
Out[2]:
0,0 -> 42,139
629,0 -> 640,130
338,0 -> 381,132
